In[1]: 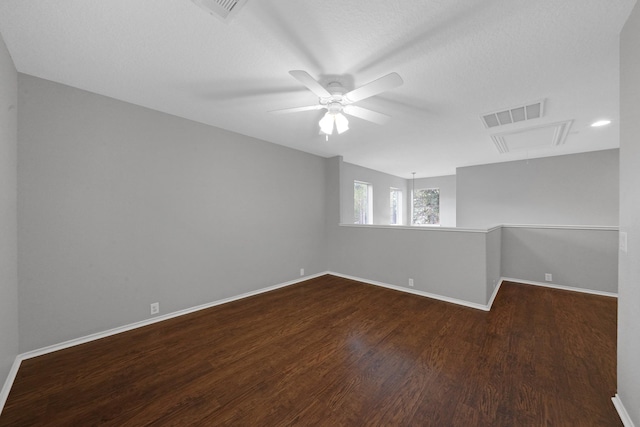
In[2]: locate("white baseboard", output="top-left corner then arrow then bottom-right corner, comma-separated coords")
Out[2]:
0,357 -> 22,415
1,272 -> 619,416
328,272 -> 491,311
0,272 -> 329,416
8,274 -> 617,364
612,394 -> 636,427
500,277 -> 618,298
20,272 -> 329,362
486,280 -> 503,310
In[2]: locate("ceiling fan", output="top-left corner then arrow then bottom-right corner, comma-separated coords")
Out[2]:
271,70 -> 403,136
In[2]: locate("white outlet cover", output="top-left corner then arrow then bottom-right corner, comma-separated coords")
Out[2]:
620,232 -> 628,253
545,274 -> 552,282
150,302 -> 159,315
408,278 -> 414,287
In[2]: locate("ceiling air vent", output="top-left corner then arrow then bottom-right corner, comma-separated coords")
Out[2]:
191,0 -> 248,23
481,99 -> 545,129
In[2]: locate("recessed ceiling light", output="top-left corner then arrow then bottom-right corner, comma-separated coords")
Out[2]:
591,119 -> 611,127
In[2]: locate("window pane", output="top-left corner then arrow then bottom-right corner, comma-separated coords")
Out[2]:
390,188 -> 402,225
412,188 -> 440,225
354,181 -> 372,224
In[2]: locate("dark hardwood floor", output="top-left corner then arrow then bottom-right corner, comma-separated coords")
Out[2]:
1,275 -> 619,426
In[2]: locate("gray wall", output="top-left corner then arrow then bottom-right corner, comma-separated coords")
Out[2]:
0,33 -> 19,393
330,157 -> 488,306
501,227 -> 618,293
325,222 -> 619,310
485,227 -> 501,302
340,161 -> 408,225
328,225 -> 489,306
456,150 -> 620,228
618,4 -> 640,424
412,175 -> 456,227
17,75 -> 328,352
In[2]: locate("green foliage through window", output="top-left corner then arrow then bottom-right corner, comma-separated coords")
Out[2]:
354,181 -> 372,224
390,188 -> 402,225
412,188 -> 440,225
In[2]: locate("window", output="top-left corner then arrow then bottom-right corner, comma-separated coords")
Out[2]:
354,181 -> 373,224
412,188 -> 440,225
390,188 -> 403,225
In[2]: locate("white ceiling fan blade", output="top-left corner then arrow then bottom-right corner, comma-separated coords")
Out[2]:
344,72 -> 403,103
269,105 -> 324,114
343,105 -> 391,125
289,70 -> 331,98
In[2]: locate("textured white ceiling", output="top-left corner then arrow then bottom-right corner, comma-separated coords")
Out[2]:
0,0 -> 635,177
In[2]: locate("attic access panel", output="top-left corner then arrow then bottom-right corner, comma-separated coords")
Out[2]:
491,120 -> 573,154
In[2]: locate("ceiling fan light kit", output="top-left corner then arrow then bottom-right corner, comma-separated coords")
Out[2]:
334,113 -> 349,134
319,102 -> 350,136
319,111 -> 349,136
271,70 -> 403,137
319,112 -> 336,135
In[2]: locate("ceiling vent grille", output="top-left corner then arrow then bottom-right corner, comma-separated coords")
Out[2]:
191,0 -> 248,23
481,99 -> 545,129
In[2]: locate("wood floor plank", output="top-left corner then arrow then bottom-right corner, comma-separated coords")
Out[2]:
0,276 -> 620,426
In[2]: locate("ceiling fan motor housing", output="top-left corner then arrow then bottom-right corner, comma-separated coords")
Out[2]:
327,81 -> 346,96
320,82 -> 347,106
327,102 -> 343,114
274,70 -> 401,127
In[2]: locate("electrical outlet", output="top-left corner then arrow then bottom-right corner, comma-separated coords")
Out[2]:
620,232 -> 628,253
150,302 -> 159,315
408,278 -> 414,287
545,273 -> 552,282
300,268 -> 305,276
